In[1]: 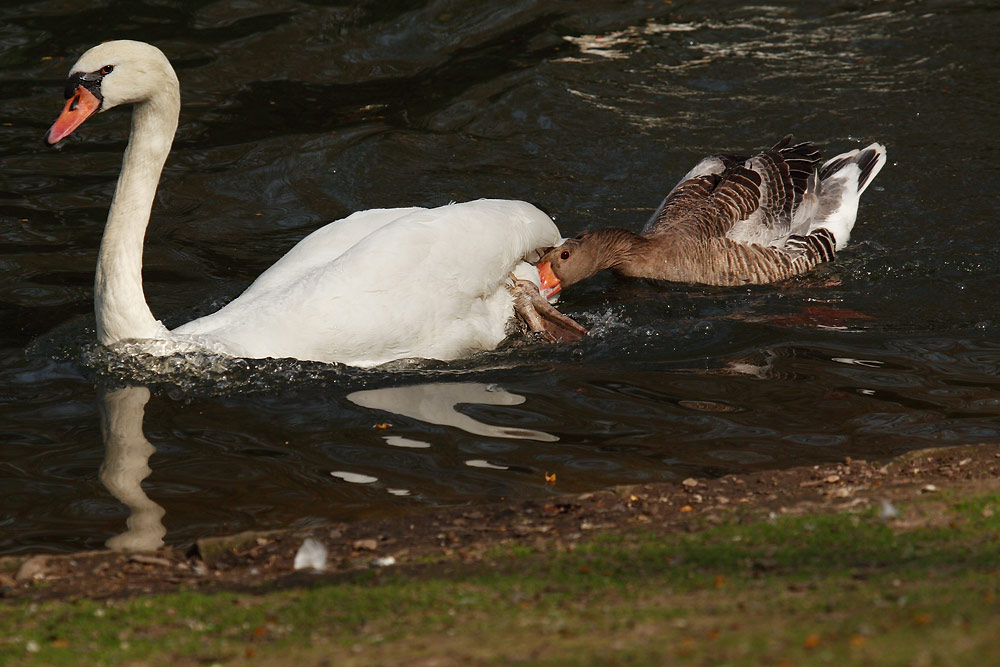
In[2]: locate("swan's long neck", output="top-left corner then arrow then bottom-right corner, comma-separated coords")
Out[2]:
95,87 -> 179,344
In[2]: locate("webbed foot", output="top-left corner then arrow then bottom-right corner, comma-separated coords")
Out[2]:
508,275 -> 587,343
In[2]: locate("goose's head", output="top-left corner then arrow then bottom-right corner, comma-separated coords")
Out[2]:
536,233 -> 599,298
537,228 -> 644,297
45,40 -> 177,145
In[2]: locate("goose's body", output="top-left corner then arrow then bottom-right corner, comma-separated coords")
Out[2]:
537,137 -> 887,294
46,40 -> 583,367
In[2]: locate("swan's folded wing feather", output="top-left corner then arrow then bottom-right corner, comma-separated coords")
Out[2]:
173,199 -> 560,365
234,207 -> 426,298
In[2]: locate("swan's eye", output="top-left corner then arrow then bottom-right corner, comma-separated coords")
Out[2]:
101,65 -> 114,75
560,250 -> 570,260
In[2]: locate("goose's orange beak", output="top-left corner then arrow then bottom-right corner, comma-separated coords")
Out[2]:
45,85 -> 100,145
537,261 -> 561,298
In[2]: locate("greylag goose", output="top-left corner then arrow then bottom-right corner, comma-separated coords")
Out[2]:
44,40 -> 584,367
537,136 -> 886,294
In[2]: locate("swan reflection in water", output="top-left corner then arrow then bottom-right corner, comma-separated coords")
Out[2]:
347,382 -> 557,442
97,381 -> 554,550
98,385 -> 166,552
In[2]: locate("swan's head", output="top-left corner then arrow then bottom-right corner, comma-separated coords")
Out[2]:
45,40 -> 178,145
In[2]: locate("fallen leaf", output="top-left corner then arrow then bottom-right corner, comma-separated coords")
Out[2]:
713,575 -> 726,588
913,613 -> 932,626
849,634 -> 867,648
803,633 -> 821,649
545,472 -> 556,485
679,505 -> 694,513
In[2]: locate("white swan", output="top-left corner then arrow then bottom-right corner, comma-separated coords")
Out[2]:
45,40 -> 584,368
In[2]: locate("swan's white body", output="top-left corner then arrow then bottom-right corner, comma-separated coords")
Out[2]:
172,202 -> 558,365
50,41 -> 559,367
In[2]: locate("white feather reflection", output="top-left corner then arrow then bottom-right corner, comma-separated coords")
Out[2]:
347,382 -> 557,442
98,386 -> 166,552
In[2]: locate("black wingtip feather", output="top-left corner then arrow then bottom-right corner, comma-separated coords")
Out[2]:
855,148 -> 882,192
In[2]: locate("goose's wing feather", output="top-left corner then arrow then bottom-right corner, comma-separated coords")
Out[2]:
677,228 -> 838,286
642,153 -> 745,235
724,136 -> 822,244
644,160 -> 763,241
804,142 -> 887,250
644,137 -> 823,246
173,199 -> 560,366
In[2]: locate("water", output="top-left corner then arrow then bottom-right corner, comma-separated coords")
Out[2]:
2,0 -> 999,555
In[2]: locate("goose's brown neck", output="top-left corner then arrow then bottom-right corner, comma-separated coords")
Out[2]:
584,227 -> 649,275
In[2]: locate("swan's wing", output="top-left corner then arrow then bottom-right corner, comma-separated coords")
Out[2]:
332,199 -> 559,304
235,207 -> 425,298
175,199 -> 561,365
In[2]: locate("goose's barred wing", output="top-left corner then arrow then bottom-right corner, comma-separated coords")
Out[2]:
644,137 -> 823,244
727,136 -> 823,244
681,227 -> 838,286
644,160 -> 763,240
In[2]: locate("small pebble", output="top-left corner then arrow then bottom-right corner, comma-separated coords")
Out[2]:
294,538 -> 328,571
353,538 -> 378,551
879,500 -> 899,519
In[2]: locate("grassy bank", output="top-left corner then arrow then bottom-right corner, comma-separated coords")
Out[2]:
4,486 -> 1000,665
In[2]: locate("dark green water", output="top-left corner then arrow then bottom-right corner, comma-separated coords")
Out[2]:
3,0 -> 999,554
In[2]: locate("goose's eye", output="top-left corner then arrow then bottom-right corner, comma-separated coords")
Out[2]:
560,250 -> 570,260
101,65 -> 114,75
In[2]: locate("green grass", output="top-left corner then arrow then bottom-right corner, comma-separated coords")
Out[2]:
4,493 -> 1000,665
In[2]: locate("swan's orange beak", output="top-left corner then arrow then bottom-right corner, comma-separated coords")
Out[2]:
537,261 -> 561,299
45,85 -> 100,145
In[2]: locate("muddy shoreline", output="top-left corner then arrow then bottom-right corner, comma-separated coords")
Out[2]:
4,442 -> 999,602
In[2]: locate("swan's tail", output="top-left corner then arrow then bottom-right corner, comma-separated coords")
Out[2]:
805,142 -> 887,250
